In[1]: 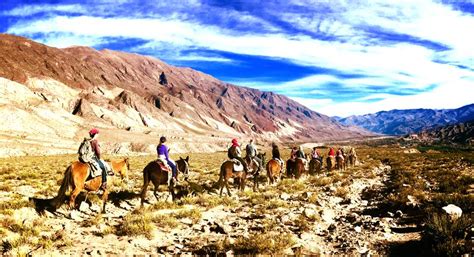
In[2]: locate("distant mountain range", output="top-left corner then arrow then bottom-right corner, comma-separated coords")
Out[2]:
408,120 -> 474,145
336,104 -> 474,135
0,34 -> 370,156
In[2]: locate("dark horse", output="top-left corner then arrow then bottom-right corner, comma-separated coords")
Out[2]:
245,153 -> 266,191
140,156 -> 189,206
286,158 -> 306,178
326,156 -> 336,171
44,158 -> 130,213
308,158 -> 322,175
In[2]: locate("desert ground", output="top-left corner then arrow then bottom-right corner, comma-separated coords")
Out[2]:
0,142 -> 472,256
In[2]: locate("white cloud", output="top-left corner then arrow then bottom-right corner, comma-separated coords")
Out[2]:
3,4 -> 87,16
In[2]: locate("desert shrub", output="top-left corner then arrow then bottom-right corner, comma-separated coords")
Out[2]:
175,208 -> 202,223
233,232 -> 295,254
151,214 -> 179,228
423,212 -> 473,257
116,213 -> 154,239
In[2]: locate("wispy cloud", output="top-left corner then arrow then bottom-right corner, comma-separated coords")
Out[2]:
1,0 -> 474,116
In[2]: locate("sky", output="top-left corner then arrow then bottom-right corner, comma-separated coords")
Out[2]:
1,0 -> 474,117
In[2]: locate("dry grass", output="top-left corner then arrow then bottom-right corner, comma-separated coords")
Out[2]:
233,232 -> 295,254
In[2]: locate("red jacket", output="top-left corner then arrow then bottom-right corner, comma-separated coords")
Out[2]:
91,139 -> 101,159
328,148 -> 335,157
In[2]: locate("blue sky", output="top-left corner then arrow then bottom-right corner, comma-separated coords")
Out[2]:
1,0 -> 474,117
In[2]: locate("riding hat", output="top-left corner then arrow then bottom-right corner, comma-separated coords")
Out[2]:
89,128 -> 99,136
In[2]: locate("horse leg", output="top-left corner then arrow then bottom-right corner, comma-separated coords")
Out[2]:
69,187 -> 82,209
101,190 -> 109,214
225,179 -> 232,197
140,178 -> 150,207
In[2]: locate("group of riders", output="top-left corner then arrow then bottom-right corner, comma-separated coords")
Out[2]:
80,128 -> 354,189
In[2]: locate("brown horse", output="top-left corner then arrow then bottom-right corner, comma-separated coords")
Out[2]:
308,158 -> 322,175
336,155 -> 346,170
140,156 -> 190,206
286,158 -> 307,178
218,160 -> 247,196
49,158 -> 130,213
326,156 -> 336,171
266,159 -> 283,185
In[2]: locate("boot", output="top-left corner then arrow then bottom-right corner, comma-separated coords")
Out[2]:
100,182 -> 107,191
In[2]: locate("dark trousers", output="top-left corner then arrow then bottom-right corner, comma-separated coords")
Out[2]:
93,157 -> 107,183
234,156 -> 248,171
167,160 -> 177,178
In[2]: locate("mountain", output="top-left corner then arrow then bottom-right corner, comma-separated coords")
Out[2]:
0,34 -> 370,156
337,104 -> 474,135
403,120 -> 474,145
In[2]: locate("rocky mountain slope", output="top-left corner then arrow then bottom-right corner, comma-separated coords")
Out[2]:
404,120 -> 474,145
337,104 -> 474,135
0,34 -> 370,156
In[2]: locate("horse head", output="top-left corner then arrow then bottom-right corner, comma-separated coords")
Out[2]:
178,156 -> 190,180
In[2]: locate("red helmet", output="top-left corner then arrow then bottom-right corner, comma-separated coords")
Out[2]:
231,138 -> 238,145
89,128 -> 99,136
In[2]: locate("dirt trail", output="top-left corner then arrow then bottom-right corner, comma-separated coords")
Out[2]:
3,162 -> 405,256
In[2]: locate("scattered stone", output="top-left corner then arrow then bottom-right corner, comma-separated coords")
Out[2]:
79,202 -> 90,212
406,195 -> 420,207
303,208 -> 317,219
90,204 -> 101,213
354,226 -> 362,233
442,204 -> 462,220
321,209 -> 336,224
69,210 -> 83,221
280,193 -> 291,201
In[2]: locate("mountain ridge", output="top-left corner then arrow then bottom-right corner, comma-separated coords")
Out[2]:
337,104 -> 474,135
0,33 -> 371,156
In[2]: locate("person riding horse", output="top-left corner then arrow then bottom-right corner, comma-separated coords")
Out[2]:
336,148 -> 345,161
228,138 -> 249,173
328,147 -> 335,157
311,147 -> 323,163
271,142 -> 284,168
89,128 -> 108,191
245,139 -> 262,172
157,136 -> 177,186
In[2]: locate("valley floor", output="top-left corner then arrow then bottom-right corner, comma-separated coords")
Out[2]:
0,145 -> 472,256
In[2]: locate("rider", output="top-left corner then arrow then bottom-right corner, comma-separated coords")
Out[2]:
336,148 -> 345,160
89,128 -> 107,190
157,136 -> 177,185
245,139 -> 262,171
296,145 -> 306,159
311,147 -> 323,163
328,147 -> 336,158
271,142 -> 284,172
228,138 -> 249,173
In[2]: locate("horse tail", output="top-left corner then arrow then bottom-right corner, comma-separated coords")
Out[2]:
50,165 -> 73,209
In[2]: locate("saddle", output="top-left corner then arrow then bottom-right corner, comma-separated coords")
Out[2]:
87,161 -> 114,181
156,159 -> 171,172
231,159 -> 244,172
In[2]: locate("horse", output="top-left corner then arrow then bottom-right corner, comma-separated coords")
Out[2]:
347,148 -> 357,167
308,158 -> 322,175
266,158 -> 283,185
326,156 -> 336,171
140,156 -> 190,206
245,153 -> 266,191
48,158 -> 130,213
286,158 -> 306,179
336,155 -> 346,170
218,159 -> 248,197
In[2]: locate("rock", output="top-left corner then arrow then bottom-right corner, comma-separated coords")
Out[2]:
90,204 -> 101,213
442,204 -> 462,220
406,195 -> 420,207
321,209 -> 336,224
13,207 -> 40,227
70,210 -> 83,221
280,193 -> 291,201
181,218 -> 193,225
303,208 -> 317,219
354,226 -> 362,233
210,221 -> 230,234
79,201 -> 90,212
